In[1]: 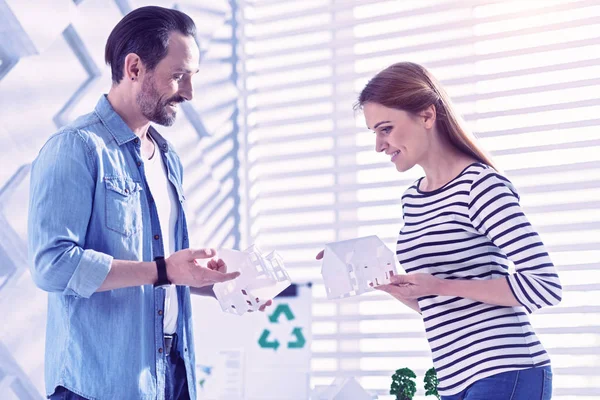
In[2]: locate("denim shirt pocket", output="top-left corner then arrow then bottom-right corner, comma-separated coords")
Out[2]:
104,176 -> 143,236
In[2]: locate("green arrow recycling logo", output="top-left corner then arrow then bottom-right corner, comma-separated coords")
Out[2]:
258,304 -> 306,351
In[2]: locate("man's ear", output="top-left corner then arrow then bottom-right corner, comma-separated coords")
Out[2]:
124,53 -> 144,82
420,104 -> 437,130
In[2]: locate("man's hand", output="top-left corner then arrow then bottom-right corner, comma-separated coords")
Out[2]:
193,252 -> 274,312
166,248 -> 240,287
375,273 -> 443,299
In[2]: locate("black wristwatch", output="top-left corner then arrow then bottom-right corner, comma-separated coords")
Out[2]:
154,256 -> 171,288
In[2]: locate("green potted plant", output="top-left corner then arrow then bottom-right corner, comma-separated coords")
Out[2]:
424,367 -> 440,399
390,367 -> 417,400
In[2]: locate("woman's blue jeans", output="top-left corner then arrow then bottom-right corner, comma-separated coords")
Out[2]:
441,366 -> 553,400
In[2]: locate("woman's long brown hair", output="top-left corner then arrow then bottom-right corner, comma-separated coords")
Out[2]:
355,62 -> 498,170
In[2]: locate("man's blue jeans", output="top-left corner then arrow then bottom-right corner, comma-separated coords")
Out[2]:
441,366 -> 553,400
165,333 -> 191,400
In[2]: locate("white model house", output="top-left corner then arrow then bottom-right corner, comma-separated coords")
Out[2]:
213,245 -> 291,315
321,235 -> 397,300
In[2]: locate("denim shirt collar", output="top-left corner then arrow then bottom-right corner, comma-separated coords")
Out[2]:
148,126 -> 171,154
94,94 -> 170,153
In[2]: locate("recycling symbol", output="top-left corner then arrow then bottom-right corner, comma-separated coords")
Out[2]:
258,303 -> 306,351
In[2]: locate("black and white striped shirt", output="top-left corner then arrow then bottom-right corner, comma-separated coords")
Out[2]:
396,162 -> 562,396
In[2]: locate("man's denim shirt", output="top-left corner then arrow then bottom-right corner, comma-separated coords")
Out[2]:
28,95 -> 196,400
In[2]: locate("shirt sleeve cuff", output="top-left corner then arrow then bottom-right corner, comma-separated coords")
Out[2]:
505,275 -> 534,314
65,249 -> 113,298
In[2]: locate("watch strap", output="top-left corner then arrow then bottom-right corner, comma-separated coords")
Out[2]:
154,256 -> 171,287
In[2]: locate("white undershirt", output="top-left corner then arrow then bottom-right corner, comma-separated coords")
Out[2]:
143,136 -> 178,335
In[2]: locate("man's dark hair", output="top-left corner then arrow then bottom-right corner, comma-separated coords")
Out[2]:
105,6 -> 197,84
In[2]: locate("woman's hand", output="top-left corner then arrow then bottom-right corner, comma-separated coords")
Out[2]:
375,273 -> 443,299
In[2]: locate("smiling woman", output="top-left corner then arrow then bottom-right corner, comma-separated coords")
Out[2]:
357,62 -> 497,177
350,62 -> 561,400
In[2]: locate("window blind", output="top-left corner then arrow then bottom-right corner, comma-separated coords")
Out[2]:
236,0 -> 600,397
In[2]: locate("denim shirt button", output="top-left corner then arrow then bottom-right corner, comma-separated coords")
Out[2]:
137,161 -> 141,167
158,310 -> 163,316
134,138 -> 139,144
154,235 -> 160,240
158,348 -> 163,354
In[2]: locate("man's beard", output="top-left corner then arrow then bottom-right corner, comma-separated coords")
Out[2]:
137,74 -> 185,127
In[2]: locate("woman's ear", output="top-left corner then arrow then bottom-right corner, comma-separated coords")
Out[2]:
420,104 -> 437,130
